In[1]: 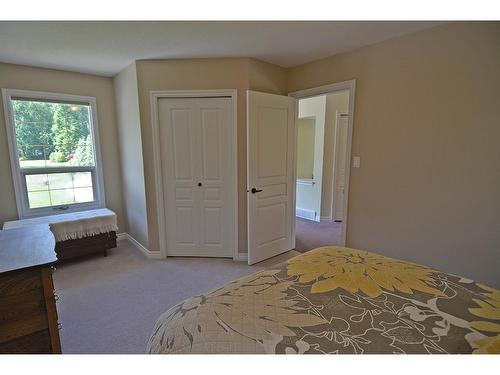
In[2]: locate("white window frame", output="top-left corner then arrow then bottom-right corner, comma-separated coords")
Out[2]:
2,88 -> 106,218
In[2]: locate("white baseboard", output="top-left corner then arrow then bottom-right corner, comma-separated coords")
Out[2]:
320,216 -> 333,222
117,232 -> 163,259
118,232 -> 245,261
236,253 -> 248,262
296,207 -> 316,221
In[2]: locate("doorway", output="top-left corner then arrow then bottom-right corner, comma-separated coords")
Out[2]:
290,81 -> 355,253
245,82 -> 355,264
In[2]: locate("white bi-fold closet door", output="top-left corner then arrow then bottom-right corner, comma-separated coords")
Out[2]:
158,97 -> 234,258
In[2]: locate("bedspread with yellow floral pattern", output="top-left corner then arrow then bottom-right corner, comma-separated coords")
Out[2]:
147,247 -> 500,354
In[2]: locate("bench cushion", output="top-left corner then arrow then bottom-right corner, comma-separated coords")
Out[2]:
2,208 -> 118,242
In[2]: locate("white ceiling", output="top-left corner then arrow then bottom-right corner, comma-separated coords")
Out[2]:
0,21 -> 442,77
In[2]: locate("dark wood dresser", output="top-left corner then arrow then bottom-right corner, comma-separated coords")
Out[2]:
0,225 -> 61,353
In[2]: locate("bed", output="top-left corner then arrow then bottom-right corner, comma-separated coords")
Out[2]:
147,247 -> 500,354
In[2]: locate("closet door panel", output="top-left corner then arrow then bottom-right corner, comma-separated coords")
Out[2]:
197,99 -> 232,256
159,100 -> 200,254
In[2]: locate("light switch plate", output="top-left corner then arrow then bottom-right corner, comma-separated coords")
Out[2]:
353,156 -> 361,168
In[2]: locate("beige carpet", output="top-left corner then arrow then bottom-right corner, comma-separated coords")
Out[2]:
53,239 -> 298,354
295,218 -> 342,253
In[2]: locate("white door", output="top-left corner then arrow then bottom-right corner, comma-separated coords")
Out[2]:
247,90 -> 297,265
158,97 -> 234,257
333,113 -> 349,221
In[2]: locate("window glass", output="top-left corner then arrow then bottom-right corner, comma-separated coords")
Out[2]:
12,100 -> 95,169
24,172 -> 94,209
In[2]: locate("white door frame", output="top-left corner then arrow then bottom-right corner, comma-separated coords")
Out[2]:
150,89 -> 239,260
289,80 -> 356,247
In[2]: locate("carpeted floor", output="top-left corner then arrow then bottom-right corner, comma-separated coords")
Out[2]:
294,217 -> 342,253
53,240 -> 298,354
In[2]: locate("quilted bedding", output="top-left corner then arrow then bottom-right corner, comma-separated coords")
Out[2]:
147,247 -> 500,354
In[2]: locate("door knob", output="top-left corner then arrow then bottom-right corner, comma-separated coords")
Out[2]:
251,188 -> 263,194
198,182 -> 202,187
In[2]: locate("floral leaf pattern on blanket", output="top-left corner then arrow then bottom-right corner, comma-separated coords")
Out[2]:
467,284 -> 500,353
287,247 -> 445,297
469,284 -> 500,331
147,270 -> 327,353
147,247 -> 500,354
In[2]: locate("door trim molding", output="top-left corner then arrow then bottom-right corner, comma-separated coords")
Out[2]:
150,89 -> 239,260
331,111 -> 349,222
289,79 -> 356,247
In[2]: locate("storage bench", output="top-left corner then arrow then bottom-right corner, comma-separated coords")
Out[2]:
2,208 -> 118,261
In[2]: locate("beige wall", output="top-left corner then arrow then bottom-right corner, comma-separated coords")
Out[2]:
296,118 -> 317,215
288,22 -> 500,287
0,63 -> 126,231
248,58 -> 288,94
135,58 -> 288,253
297,118 -> 315,179
321,91 -> 349,219
114,62 -> 148,247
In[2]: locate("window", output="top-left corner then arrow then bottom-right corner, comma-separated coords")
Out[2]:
2,89 -> 105,218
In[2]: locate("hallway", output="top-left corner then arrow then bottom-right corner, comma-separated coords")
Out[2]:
294,218 -> 342,253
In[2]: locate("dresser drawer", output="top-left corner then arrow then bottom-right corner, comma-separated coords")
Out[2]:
0,267 -> 42,297
0,329 -> 52,354
0,290 -> 46,322
0,267 -> 61,353
0,268 -> 47,343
